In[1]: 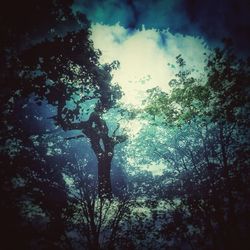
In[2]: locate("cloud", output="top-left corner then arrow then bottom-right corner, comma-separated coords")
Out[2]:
74,0 -> 250,54
181,0 -> 250,53
91,23 -> 208,106
73,0 -> 134,27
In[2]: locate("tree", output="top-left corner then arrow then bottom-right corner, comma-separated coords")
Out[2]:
16,15 -> 126,199
142,42 -> 250,249
64,158 -> 132,250
1,1 -> 127,248
1,1 -> 83,248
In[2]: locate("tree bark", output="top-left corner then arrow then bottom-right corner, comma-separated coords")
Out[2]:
86,112 -> 126,198
98,154 -> 113,198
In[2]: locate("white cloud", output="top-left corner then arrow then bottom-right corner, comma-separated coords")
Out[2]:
91,23 -> 209,107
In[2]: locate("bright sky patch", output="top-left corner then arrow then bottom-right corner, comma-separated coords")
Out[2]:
91,23 -> 208,107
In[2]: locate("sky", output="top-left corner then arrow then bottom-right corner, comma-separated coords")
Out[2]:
72,0 -> 249,106
90,23 -> 208,106
73,0 -> 250,54
71,0 -> 250,176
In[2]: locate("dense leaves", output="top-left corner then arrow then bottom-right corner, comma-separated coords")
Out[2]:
1,1 -> 126,249
140,41 -> 250,249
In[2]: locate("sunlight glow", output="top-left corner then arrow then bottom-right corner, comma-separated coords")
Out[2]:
120,118 -> 148,138
140,161 -> 165,176
91,23 -> 208,107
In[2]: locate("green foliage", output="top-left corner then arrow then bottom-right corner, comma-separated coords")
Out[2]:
145,45 -> 250,127
139,42 -> 250,249
205,42 -> 250,124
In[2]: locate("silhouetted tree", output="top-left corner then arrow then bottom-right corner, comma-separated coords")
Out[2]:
1,1 -> 126,248
64,158 -> 132,250
144,41 -> 250,249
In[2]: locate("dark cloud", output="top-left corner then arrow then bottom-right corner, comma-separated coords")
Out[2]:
182,0 -> 250,52
73,0 -> 250,53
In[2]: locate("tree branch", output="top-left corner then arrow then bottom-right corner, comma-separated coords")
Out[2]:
112,134 -> 127,145
64,134 -> 85,141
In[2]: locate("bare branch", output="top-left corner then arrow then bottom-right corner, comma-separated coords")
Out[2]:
112,134 -> 128,145
64,134 -> 85,141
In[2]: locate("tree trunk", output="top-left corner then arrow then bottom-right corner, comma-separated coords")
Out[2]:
98,154 -> 113,198
59,110 -> 126,199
